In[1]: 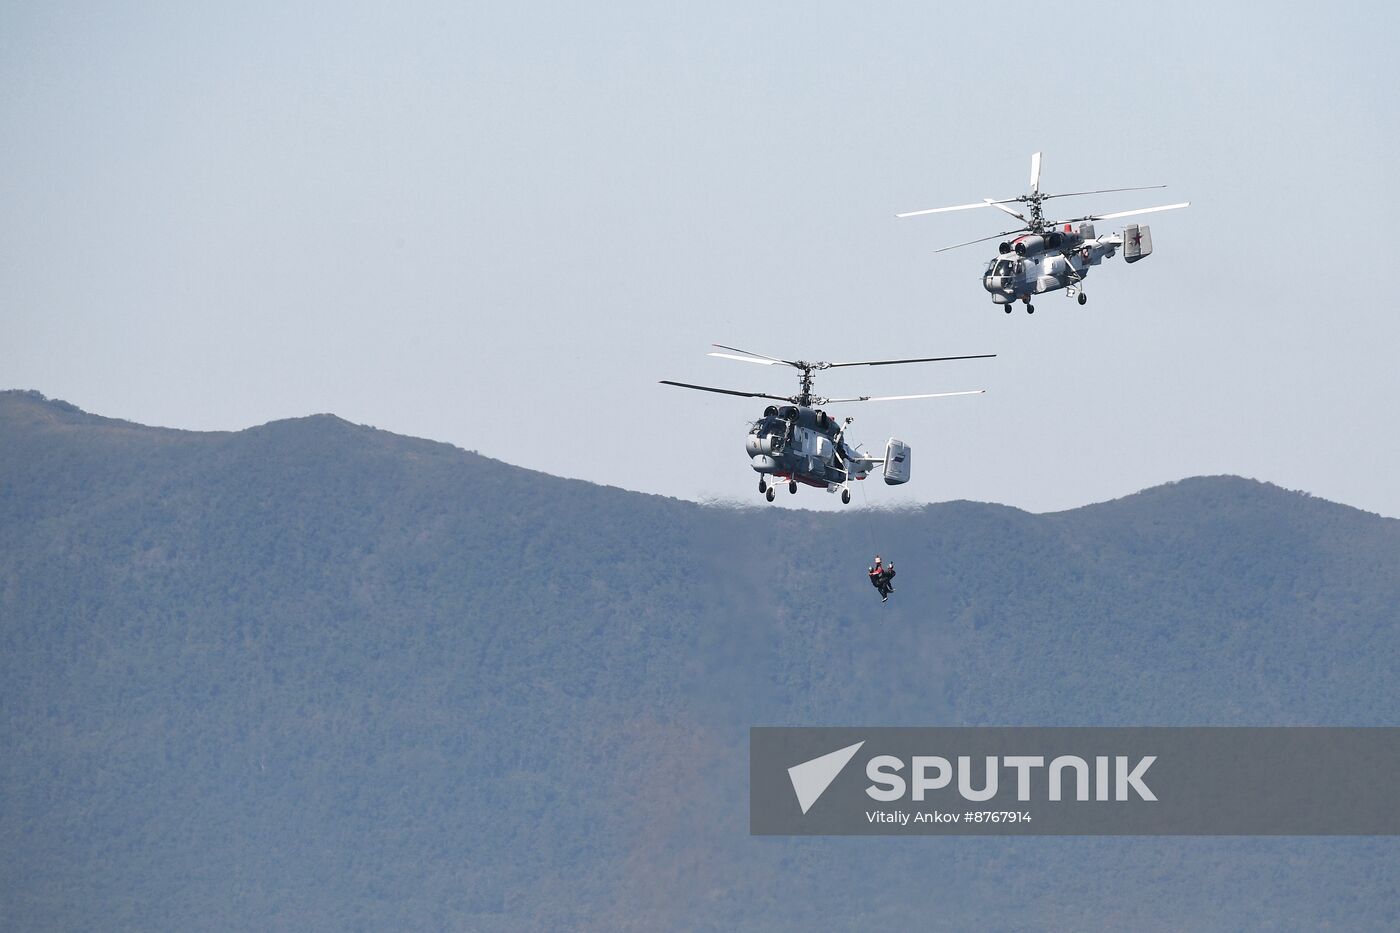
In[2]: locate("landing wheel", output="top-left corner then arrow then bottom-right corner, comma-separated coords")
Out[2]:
1004,305 -> 1012,314
1077,293 -> 1087,306
789,480 -> 798,495
758,477 -> 767,494
1026,303 -> 1035,314
765,487 -> 775,502
841,489 -> 851,505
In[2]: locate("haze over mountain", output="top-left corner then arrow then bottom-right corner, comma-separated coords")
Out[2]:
2,389 -> 1396,930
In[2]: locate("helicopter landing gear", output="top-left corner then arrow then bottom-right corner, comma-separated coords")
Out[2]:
789,480 -> 798,495
765,487 -> 775,502
1004,305 -> 1012,314
1077,293 -> 1087,306
842,488 -> 851,505
758,477 -> 767,494
1026,303 -> 1035,314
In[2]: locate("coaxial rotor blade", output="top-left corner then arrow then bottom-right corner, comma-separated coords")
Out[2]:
709,344 -> 801,367
1041,184 -> 1167,201
825,354 -> 996,369
821,389 -> 986,403
659,380 -> 791,401
934,229 -> 1029,253
896,200 -> 1000,219
708,352 -> 785,366
1059,202 -> 1191,224
985,199 -> 1030,223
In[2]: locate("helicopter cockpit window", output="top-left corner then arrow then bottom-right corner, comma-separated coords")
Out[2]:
984,259 -> 997,276
993,259 -> 1014,277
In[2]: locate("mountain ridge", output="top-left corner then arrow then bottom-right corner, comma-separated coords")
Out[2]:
2,386 -> 1396,929
3,387 -> 1385,523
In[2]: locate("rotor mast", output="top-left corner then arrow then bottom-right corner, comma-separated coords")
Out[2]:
1025,193 -> 1048,232
1025,152 -> 1047,231
791,360 -> 826,407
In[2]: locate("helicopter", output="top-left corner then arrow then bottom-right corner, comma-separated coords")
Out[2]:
660,344 -> 993,503
897,152 -> 1189,313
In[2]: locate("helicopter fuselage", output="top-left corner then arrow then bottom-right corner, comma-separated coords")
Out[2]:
746,405 -> 869,490
982,223 -> 1124,308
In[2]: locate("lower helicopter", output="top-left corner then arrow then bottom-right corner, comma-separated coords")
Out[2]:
661,344 -> 993,503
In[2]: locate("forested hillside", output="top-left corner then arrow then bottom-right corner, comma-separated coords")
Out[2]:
2,389 -> 1396,931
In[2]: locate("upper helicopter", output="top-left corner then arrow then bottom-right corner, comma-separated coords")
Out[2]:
661,344 -> 992,504
898,152 -> 1189,313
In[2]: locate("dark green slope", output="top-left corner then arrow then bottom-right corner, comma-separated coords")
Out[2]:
1,390 -> 1396,931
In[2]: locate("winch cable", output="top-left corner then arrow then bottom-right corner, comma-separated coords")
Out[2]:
855,475 -> 888,606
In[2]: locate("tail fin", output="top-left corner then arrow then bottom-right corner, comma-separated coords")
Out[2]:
1123,224 -> 1153,263
883,439 -> 911,485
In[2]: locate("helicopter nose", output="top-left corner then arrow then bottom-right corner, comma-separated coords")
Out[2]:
750,454 -> 778,474
746,433 -> 780,457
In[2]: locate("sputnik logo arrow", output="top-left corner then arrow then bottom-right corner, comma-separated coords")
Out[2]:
787,741 -> 865,815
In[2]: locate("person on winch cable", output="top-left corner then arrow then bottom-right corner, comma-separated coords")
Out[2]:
869,556 -> 893,601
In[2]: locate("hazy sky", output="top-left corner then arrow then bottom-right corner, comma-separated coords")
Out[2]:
5,2 -> 1399,515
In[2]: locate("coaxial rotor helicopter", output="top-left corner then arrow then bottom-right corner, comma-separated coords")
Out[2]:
897,152 -> 1189,313
660,344 -> 993,504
